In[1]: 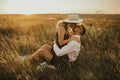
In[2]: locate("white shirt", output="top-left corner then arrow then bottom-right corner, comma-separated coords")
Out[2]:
53,35 -> 81,62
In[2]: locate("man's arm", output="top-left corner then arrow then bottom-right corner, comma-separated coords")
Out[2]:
53,41 -> 79,56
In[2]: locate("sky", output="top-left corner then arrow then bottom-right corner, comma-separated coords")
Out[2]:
0,0 -> 120,14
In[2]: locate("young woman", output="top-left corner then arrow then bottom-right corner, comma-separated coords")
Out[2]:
26,20 -> 74,63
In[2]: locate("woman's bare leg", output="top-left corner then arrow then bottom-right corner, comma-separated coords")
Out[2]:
26,48 -> 53,62
40,44 -> 52,51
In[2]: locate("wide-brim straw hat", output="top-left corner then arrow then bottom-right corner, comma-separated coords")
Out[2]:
64,14 -> 83,23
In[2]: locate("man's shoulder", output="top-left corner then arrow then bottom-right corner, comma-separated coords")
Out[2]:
68,40 -> 79,46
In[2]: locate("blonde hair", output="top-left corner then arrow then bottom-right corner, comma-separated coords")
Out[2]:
56,20 -> 68,32
56,20 -> 65,28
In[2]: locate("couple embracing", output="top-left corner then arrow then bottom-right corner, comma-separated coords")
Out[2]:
26,14 -> 86,80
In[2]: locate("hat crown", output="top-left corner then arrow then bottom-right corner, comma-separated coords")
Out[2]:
68,14 -> 79,20
64,14 -> 83,23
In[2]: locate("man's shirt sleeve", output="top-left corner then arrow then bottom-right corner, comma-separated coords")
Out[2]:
53,41 -> 79,56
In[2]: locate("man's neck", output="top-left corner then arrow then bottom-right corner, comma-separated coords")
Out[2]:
73,32 -> 80,35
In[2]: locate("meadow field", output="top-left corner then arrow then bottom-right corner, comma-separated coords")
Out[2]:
0,14 -> 120,80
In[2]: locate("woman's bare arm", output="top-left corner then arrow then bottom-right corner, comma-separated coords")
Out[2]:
57,26 -> 71,46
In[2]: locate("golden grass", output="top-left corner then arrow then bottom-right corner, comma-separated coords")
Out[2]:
0,14 -> 120,80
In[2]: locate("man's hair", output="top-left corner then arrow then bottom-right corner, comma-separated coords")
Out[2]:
80,24 -> 86,35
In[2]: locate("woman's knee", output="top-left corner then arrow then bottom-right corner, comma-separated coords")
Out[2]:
41,44 -> 52,50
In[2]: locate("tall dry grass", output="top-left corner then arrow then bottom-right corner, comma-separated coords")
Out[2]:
0,14 -> 120,80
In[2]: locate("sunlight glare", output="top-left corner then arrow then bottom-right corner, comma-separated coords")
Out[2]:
3,0 -> 44,14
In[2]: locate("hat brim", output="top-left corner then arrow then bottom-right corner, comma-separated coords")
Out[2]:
64,19 -> 83,23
